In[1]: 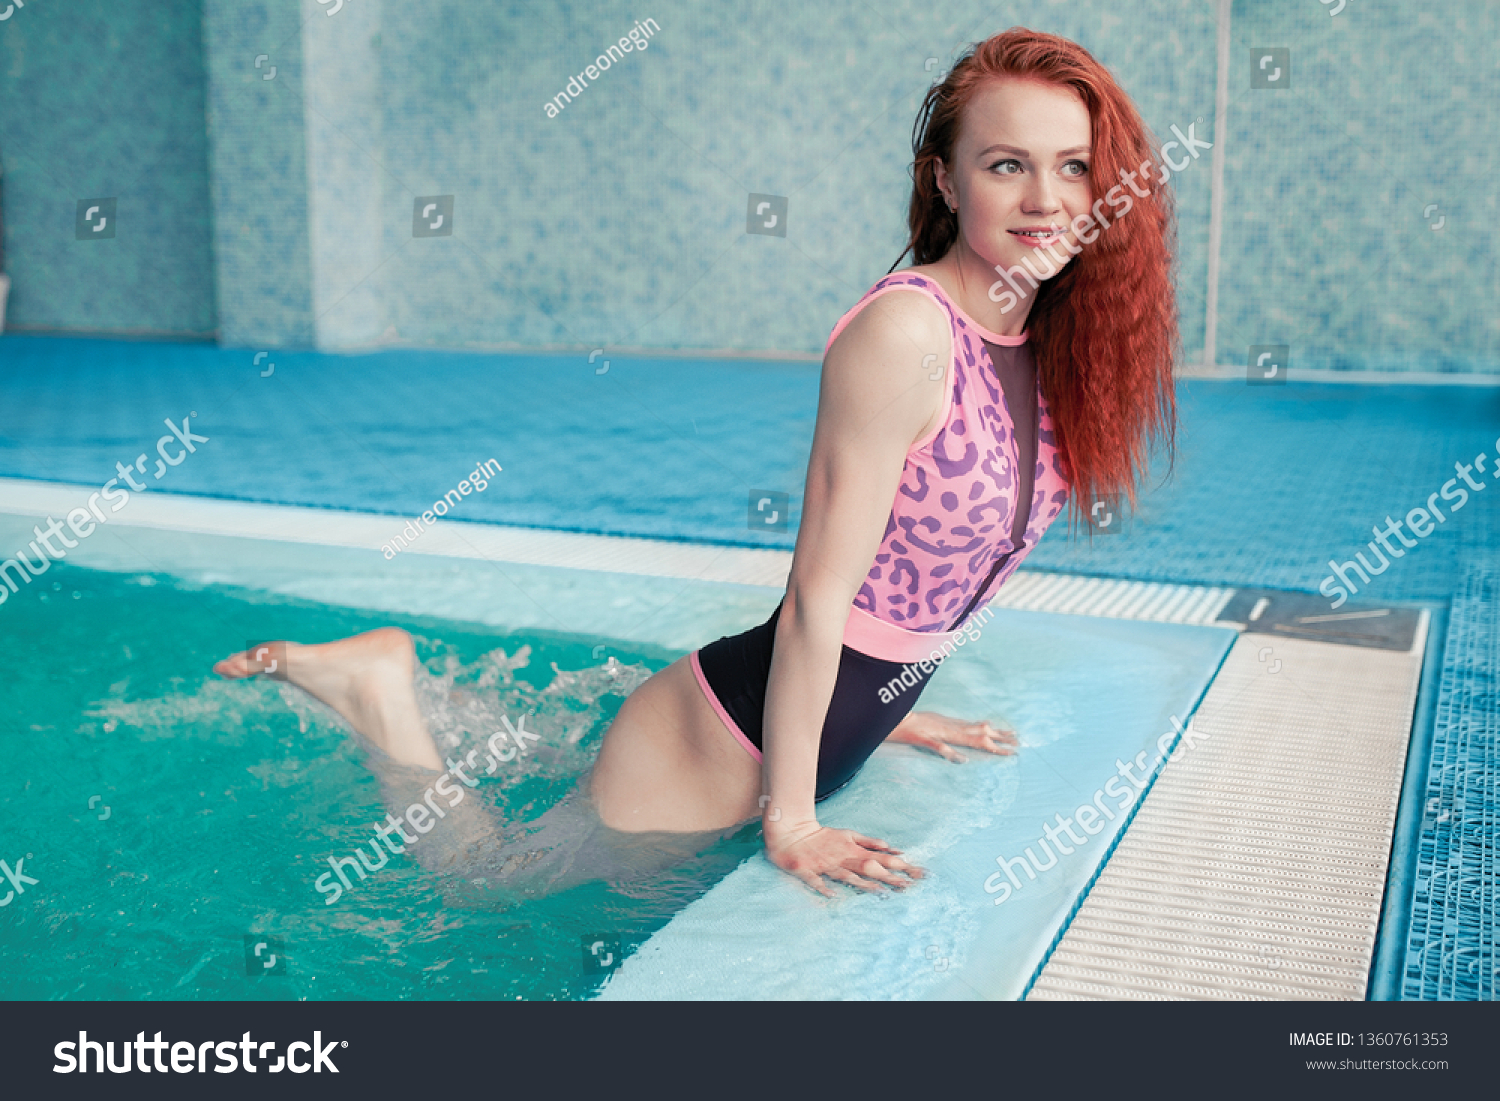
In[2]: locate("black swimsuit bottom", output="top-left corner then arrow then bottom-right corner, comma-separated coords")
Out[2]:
694,600 -> 937,802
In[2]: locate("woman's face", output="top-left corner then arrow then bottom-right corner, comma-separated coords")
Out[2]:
936,77 -> 1094,284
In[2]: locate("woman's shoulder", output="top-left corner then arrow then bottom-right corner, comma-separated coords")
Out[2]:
824,267 -> 954,361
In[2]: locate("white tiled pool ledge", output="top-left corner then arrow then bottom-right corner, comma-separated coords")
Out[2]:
0,478 -> 1236,626
0,477 -> 792,588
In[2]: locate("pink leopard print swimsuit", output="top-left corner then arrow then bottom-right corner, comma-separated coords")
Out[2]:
833,271 -> 1072,659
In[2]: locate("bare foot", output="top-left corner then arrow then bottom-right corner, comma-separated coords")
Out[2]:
886,711 -> 1018,763
214,627 -> 443,771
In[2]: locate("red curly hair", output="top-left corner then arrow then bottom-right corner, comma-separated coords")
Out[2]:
891,28 -> 1178,522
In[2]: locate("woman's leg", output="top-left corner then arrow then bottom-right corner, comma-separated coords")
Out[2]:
214,627 -> 443,769
586,655 -> 762,834
214,629 -> 757,901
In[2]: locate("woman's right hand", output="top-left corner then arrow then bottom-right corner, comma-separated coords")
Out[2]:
764,820 -> 926,897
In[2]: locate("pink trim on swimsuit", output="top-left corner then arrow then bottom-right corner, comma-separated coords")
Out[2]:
841,604 -> 960,664
690,649 -> 763,762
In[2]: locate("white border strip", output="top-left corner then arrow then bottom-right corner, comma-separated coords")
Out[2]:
0,478 -> 1242,624
1178,364 -> 1500,386
0,478 -> 793,588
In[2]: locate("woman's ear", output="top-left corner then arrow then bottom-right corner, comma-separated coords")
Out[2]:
933,158 -> 955,211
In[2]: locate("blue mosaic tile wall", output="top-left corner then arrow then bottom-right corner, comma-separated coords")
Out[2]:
0,1 -> 1493,371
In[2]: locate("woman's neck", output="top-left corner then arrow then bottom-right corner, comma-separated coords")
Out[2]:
923,247 -> 1036,337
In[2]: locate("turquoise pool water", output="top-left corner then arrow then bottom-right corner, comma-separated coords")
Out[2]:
0,559 -> 763,1001
0,517 -> 1235,1001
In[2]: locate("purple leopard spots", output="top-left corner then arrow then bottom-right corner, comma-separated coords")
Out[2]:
899,465 -> 932,503
888,557 -> 921,594
932,434 -> 978,478
924,578 -> 965,615
966,497 -> 1010,527
940,491 -> 958,511
897,517 -> 986,558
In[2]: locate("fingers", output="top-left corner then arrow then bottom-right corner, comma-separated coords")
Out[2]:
904,734 -> 966,762
856,857 -> 919,889
826,859 -> 911,893
971,721 -> 1017,755
850,832 -> 898,853
848,844 -> 925,887
794,869 -> 838,898
773,831 -> 926,897
877,852 -> 927,880
825,867 -> 884,893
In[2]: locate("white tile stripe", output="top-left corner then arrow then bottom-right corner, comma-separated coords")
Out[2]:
0,478 -> 1235,624
0,477 -> 792,588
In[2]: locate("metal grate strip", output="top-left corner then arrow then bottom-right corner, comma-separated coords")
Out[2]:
988,572 -> 1235,626
1029,621 -> 1427,1000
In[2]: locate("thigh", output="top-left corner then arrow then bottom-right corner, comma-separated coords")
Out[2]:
588,656 -> 762,834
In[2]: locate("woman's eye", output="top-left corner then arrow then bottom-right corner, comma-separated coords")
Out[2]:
1061,160 -> 1090,177
989,158 -> 1023,175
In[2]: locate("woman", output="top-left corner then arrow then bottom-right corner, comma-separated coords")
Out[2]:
216,27 -> 1176,903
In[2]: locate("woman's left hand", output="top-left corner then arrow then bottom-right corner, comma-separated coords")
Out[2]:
886,711 -> 1018,763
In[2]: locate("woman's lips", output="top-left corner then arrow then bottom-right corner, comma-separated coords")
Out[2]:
1009,228 -> 1066,249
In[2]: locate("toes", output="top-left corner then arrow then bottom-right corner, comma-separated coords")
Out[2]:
213,654 -> 253,678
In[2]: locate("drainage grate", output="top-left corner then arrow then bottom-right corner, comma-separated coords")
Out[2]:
990,572 -> 1235,626
1028,619 -> 1428,1000
1402,569 -> 1498,1001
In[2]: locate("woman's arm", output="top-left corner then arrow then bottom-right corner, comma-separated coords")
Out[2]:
760,287 -> 952,896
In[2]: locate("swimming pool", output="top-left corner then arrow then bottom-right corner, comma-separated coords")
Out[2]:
0,509 -> 1235,1000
